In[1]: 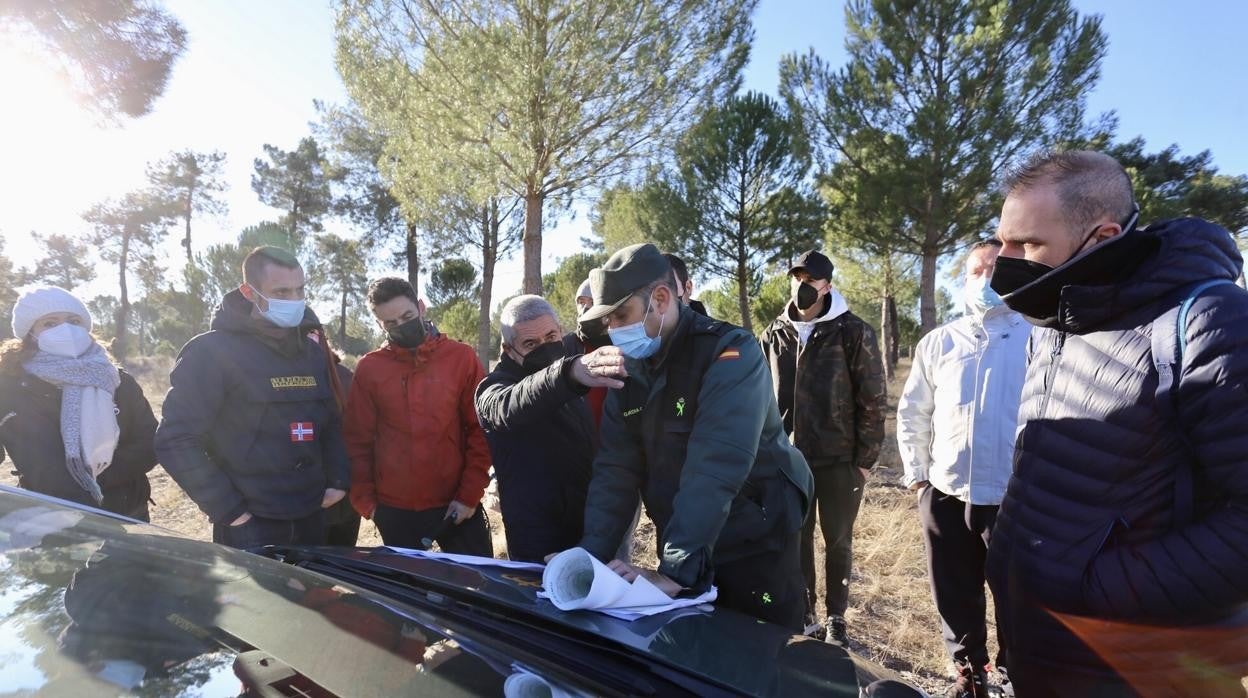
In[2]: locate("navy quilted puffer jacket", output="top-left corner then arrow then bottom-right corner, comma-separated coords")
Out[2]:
986,218 -> 1248,672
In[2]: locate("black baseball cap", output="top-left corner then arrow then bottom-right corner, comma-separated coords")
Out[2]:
581,243 -> 672,322
789,249 -> 834,281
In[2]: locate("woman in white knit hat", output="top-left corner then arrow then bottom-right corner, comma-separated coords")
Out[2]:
0,286 -> 158,519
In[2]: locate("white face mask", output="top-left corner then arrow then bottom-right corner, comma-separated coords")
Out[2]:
36,323 -> 94,358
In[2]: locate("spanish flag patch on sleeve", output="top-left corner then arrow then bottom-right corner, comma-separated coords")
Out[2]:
717,347 -> 741,361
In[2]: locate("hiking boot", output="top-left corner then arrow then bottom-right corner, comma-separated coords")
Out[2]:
946,662 -> 988,698
987,666 -> 1014,698
825,615 -> 849,647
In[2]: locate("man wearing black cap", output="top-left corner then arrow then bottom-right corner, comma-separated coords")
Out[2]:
562,242 -> 814,630
759,249 -> 886,646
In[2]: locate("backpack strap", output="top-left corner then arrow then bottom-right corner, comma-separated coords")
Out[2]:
1151,278 -> 1235,528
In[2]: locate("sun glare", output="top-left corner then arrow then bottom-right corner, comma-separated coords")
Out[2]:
0,36 -> 111,270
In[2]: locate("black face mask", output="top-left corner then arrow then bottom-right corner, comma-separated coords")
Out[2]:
795,282 -> 820,310
519,340 -> 566,374
990,207 -> 1143,327
387,316 -> 427,349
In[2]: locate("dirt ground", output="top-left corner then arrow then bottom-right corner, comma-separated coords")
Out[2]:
0,355 -> 964,695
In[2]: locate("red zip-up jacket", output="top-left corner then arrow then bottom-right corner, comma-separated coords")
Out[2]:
344,333 -> 491,517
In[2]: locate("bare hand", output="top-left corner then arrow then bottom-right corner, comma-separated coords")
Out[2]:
910,480 -> 929,492
572,346 -> 629,389
321,488 -> 347,508
230,512 -> 253,527
640,570 -> 683,598
608,559 -> 639,581
447,501 -> 475,525
608,560 -> 682,598
858,467 -> 871,482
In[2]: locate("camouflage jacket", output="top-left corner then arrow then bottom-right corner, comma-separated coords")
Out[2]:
759,302 -> 886,470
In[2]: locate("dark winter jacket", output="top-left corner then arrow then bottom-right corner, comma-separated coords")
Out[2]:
758,298 -> 887,470
986,218 -> 1248,679
580,306 -> 814,590
475,352 -> 596,562
324,361 -> 360,530
0,369 -> 157,517
154,290 -> 350,525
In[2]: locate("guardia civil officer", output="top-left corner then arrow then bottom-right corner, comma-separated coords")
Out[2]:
565,243 -> 814,630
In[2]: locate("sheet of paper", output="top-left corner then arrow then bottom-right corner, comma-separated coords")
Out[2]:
539,547 -> 717,621
381,546 -> 548,572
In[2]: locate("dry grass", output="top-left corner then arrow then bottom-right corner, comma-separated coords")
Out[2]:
1,355 -> 964,694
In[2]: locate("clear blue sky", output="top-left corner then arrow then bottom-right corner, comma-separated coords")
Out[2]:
1,0 -> 1244,306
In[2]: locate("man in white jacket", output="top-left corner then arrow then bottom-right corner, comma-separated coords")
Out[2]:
897,239 -> 1028,698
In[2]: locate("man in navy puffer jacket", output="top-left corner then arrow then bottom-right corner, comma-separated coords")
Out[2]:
985,150 -> 1248,697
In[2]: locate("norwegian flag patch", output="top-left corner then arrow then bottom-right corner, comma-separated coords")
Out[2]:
290,422 -> 315,442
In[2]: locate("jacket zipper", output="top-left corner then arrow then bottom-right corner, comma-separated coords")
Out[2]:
1037,331 -> 1067,419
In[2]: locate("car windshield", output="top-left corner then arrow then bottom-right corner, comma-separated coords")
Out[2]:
0,493 -> 582,697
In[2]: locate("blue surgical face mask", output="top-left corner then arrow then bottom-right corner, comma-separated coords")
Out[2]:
250,285 -> 306,329
964,274 -> 1003,315
608,294 -> 666,359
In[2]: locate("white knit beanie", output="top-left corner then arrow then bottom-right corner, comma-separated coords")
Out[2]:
11,286 -> 93,339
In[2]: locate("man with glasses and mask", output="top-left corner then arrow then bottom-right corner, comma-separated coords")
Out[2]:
475,295 -> 623,562
562,243 -> 813,629
343,277 -> 492,555
985,150 -> 1248,695
157,246 -> 350,548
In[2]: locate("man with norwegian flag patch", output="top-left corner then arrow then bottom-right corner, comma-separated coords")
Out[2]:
156,247 -> 351,549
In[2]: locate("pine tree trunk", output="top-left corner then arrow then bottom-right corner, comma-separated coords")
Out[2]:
880,294 -> 894,384
114,231 -> 132,360
406,223 -> 420,291
736,258 -> 752,332
920,248 -> 939,333
522,191 -> 543,295
339,286 -> 348,348
478,202 -> 498,367
183,189 -> 194,268
887,294 -> 900,366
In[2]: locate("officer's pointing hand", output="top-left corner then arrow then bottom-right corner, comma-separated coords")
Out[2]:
571,346 -> 628,389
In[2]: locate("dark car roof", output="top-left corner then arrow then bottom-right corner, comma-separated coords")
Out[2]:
0,487 -> 921,697
0,487 -> 538,696
272,545 -> 903,697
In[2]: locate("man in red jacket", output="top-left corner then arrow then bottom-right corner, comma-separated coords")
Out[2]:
344,277 -> 492,555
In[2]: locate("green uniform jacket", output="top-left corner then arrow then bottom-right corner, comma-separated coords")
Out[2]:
579,306 -> 814,590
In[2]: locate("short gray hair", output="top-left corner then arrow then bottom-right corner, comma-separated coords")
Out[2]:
499,295 -> 558,346
1002,150 -> 1136,234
